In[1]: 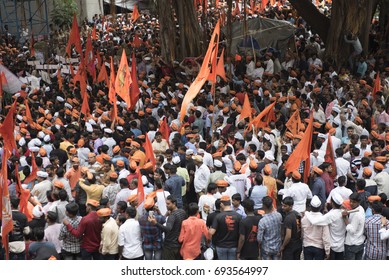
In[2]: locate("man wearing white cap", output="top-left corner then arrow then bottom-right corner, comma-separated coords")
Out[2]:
193,155 -> 210,198
301,195 -> 331,260
102,128 -> 116,156
31,171 -> 51,205
42,135 -> 53,157
209,160 -> 227,183
305,192 -> 346,260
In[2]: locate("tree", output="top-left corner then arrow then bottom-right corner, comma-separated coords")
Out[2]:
51,0 -> 78,28
289,0 -> 383,66
156,0 -> 201,64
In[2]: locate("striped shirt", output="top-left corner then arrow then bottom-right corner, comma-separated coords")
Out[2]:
365,214 -> 387,260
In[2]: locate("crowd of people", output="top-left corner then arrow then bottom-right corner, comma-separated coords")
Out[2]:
0,0 -> 389,261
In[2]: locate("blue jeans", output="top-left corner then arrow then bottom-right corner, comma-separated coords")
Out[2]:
261,251 -> 280,260
344,244 -> 364,260
81,248 -> 101,260
144,249 -> 162,260
303,246 -> 325,260
216,247 -> 237,260
9,251 -> 26,260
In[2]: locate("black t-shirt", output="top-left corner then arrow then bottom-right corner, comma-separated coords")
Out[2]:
206,210 -> 220,244
9,210 -> 28,243
283,210 -> 302,248
239,215 -> 262,259
212,210 -> 242,248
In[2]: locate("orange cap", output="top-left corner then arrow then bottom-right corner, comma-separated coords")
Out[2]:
263,164 -> 272,175
292,171 -> 301,180
216,180 -> 229,188
312,166 -> 323,175
363,167 -> 372,177
96,208 -> 112,217
53,180 -> 64,189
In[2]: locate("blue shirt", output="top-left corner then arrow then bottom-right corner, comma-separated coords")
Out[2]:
257,211 -> 282,254
165,174 -> 185,208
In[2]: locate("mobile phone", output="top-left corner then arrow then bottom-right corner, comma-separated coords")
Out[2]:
149,211 -> 154,217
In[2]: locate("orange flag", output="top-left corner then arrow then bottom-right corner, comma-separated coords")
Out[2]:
66,14 -> 83,56
129,52 -> 140,110
133,34 -> 142,48
0,101 -> 17,156
92,24 -> 97,40
159,117 -> 170,143
14,163 -> 32,221
0,150 -> 13,259
80,78 -> 90,119
180,20 -> 220,122
261,0 -> 269,11
69,64 -> 75,78
108,56 -> 116,104
285,113 -> 314,182
57,67 -> 63,91
233,0 -> 240,16
110,91 -> 118,123
24,99 -> 34,125
143,132 -> 156,168
97,62 -> 109,86
84,32 -> 93,63
216,48 -> 227,81
248,101 -> 276,129
238,93 -> 252,122
30,34 -> 35,57
207,27 -> 219,85
136,167 -> 145,206
0,71 -> 7,97
324,133 -> 337,179
285,110 -> 302,135
372,71 -> 380,99
132,4 -> 140,22
115,51 -> 132,108
23,152 -> 38,184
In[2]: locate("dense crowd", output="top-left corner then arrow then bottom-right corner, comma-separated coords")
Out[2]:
0,0 -> 389,261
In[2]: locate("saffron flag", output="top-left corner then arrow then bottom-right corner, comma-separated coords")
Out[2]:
92,24 -> 97,40
97,62 -> 109,86
285,110 -> 302,135
57,67 -> 63,91
158,117 -> 170,143
0,151 -> 13,260
285,113 -> 314,182
24,99 -> 34,125
115,51 -> 132,108
0,71 -> 7,97
216,48 -> 227,82
108,56 -> 116,104
238,93 -> 252,122
14,163 -> 32,221
133,34 -> 142,48
179,20 -> 220,122
129,52 -> 140,111
23,152 -> 38,184
324,133 -> 337,179
66,14 -> 83,56
143,133 -> 157,168
132,4 -> 140,22
80,77 -> 90,119
0,101 -> 17,156
372,71 -> 380,99
110,91 -> 118,123
248,101 -> 276,129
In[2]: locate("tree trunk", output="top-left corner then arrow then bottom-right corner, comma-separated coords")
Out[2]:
174,0 -> 201,59
156,0 -> 176,64
289,0 -> 330,42
360,0 -> 379,53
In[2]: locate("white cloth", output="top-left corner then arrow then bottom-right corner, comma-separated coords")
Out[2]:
335,157 -> 351,177
345,205 -> 366,246
198,194 -> 216,221
282,182 -> 312,213
118,218 -> 143,259
194,164 -> 210,193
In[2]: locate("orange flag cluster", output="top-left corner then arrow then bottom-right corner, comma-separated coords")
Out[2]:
285,113 -> 314,183
66,14 -> 83,56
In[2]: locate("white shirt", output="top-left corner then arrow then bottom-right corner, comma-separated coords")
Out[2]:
335,157 -> 351,177
155,190 -> 170,216
31,179 -> 52,204
103,137 -> 117,156
194,164 -> 210,193
44,223 -> 62,254
118,169 -> 130,181
118,218 -> 143,259
326,186 -> 353,204
202,151 -> 214,169
282,182 -> 312,213
373,171 -> 389,196
198,194 -> 216,221
227,174 -> 251,200
345,205 -> 366,246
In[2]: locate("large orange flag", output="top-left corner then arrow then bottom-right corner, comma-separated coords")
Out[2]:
132,4 -> 140,22
248,101 -> 276,129
143,132 -> 157,168
158,117 -> 170,143
0,101 -> 17,156
285,110 -> 302,135
238,93 -> 252,122
180,20 -> 220,122
0,150 -> 13,259
372,71 -> 380,99
129,52 -> 140,110
97,62 -> 109,86
115,51 -> 132,108
285,113 -> 314,182
324,133 -> 337,179
14,163 -> 32,221
216,48 -> 227,81
23,152 -> 38,184
66,14 -> 82,56
108,56 -> 116,104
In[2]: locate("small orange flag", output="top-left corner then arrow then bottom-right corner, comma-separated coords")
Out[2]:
92,24 -> 97,40
238,93 -> 252,122
285,110 -> 302,135
372,71 -> 380,99
159,117 -> 170,143
248,101 -> 276,129
24,100 -> 34,125
110,90 -> 118,124
133,34 -> 142,48
66,14 -> 83,56
23,152 -> 38,184
216,48 -> 227,81
14,163 -> 32,221
80,77 -> 90,119
285,113 -> 314,182
324,133 -> 337,179
0,71 -> 7,97
143,132 -> 156,168
0,101 -> 17,156
108,56 -> 116,104
132,4 -> 140,22
115,51 -> 132,108
129,52 -> 140,110
97,62 -> 109,86
57,67 -> 63,91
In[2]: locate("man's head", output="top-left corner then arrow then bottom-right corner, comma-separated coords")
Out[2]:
262,196 -> 273,212
231,193 -> 242,208
281,196 -> 294,213
188,202 -> 199,216
242,198 -> 255,214
65,203 -> 79,218
125,206 -> 137,219
166,195 -> 178,211
349,192 -> 361,210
